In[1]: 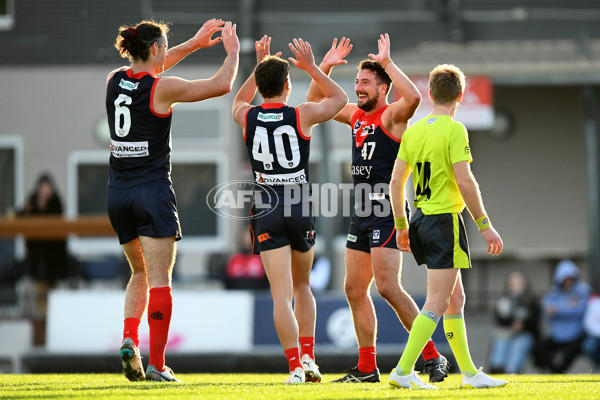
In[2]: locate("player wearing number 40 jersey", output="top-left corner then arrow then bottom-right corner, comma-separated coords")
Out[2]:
233,35 -> 347,383
106,18 -> 239,382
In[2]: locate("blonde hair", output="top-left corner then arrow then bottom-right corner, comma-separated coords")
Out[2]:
429,64 -> 465,105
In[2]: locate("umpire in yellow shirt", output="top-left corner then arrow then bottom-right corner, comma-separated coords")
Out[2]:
387,64 -> 507,390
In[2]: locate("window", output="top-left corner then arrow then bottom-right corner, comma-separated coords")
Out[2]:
0,135 -> 23,212
0,146 -> 16,215
0,0 -> 15,31
171,162 -> 217,237
67,150 -> 227,254
0,135 -> 23,269
77,163 -> 108,216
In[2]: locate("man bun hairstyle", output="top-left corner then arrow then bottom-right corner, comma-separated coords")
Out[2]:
115,20 -> 170,63
358,59 -> 392,94
429,64 -> 465,105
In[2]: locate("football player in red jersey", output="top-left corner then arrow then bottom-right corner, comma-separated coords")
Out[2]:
107,18 -> 239,382
306,35 -> 449,383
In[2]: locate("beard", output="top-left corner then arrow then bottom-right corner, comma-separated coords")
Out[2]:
357,92 -> 379,112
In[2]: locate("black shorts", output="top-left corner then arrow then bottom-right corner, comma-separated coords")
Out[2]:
250,198 -> 315,254
409,209 -> 471,269
346,200 -> 411,253
107,179 -> 182,245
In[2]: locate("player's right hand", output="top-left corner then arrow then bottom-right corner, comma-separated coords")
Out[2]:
288,38 -> 315,70
321,37 -> 353,68
481,226 -> 503,256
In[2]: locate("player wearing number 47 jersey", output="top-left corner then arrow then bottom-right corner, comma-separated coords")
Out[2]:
306,35 -> 449,383
106,18 -> 239,382
233,35 -> 347,384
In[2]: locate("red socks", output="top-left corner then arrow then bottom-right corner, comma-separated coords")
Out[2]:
299,336 -> 315,360
421,339 -> 440,361
287,337 -> 314,372
284,348 -> 302,372
123,317 -> 141,348
357,346 -> 377,373
148,286 -> 172,372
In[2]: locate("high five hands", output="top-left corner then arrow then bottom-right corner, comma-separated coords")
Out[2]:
255,35 -> 282,63
368,33 -> 391,64
288,38 -> 316,70
322,37 -> 353,68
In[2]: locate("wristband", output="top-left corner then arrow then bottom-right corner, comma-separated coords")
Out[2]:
475,214 -> 491,231
380,58 -> 392,68
394,216 -> 408,230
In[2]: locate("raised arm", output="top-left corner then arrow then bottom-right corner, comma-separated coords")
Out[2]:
232,35 -> 282,127
390,157 -> 412,253
370,34 -> 421,135
305,38 -> 356,125
154,22 -> 239,112
453,161 -> 503,256
163,18 -> 225,71
289,39 -> 348,132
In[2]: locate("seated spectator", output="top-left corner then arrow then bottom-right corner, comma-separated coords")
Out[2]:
488,270 -> 540,374
582,275 -> 600,369
224,227 -> 269,290
539,259 -> 590,373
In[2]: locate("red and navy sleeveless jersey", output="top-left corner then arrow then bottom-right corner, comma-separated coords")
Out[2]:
105,69 -> 173,188
244,103 -> 311,191
350,105 -> 400,212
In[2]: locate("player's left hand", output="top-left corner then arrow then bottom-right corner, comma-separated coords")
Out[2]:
189,18 -> 225,49
481,226 -> 503,256
396,228 -> 411,253
368,33 -> 391,64
288,38 -> 315,70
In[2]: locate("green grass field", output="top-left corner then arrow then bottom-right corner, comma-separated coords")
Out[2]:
0,373 -> 598,399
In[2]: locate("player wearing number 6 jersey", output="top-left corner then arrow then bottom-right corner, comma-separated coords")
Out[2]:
306,35 -> 449,383
388,64 -> 506,389
232,35 -> 347,383
106,19 -> 239,382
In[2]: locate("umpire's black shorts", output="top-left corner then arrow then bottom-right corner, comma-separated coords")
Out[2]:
107,179 -> 182,245
409,208 -> 471,269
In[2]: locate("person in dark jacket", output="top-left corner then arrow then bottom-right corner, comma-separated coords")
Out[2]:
21,173 -> 69,288
488,271 -> 540,373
